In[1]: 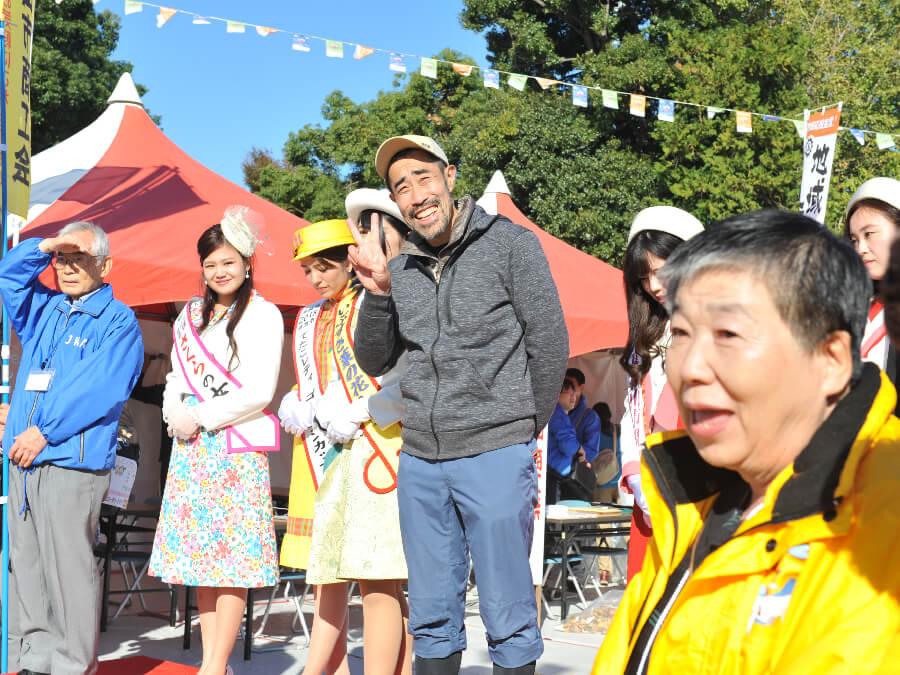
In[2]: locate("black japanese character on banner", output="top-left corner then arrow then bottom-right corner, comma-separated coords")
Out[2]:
810,144 -> 830,175
13,144 -> 30,184
803,177 -> 826,216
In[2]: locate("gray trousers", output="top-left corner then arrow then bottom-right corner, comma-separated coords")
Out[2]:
8,463 -> 110,675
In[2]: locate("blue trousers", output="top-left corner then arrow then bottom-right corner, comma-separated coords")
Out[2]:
397,441 -> 543,667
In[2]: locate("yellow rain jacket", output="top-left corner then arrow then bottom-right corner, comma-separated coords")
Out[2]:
592,364 -> 900,674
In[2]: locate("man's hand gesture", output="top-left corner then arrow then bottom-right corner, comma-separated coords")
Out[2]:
347,217 -> 392,296
9,426 -> 47,468
38,232 -> 93,255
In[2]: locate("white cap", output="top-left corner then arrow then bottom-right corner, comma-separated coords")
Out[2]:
845,177 -> 900,219
627,205 -> 704,245
345,188 -> 405,226
375,135 -> 449,180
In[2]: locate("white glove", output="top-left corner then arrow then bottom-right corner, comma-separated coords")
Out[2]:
325,398 -> 370,445
278,391 -> 317,436
169,402 -> 200,441
315,380 -> 350,431
627,475 -> 651,528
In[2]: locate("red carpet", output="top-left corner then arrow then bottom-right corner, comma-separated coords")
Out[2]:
5,655 -> 199,674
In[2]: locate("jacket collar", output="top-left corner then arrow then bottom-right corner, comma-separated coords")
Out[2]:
53,283 -> 114,317
401,195 -> 486,260
645,363 -> 886,523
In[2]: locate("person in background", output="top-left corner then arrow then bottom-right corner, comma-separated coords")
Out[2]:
563,368 -> 603,496
350,135 -> 568,675
592,402 -> 621,503
593,209 -> 900,674
149,208 -> 282,675
546,379 -> 582,505
0,222 -> 143,675
291,190 -> 414,675
845,176 -> 900,410
618,206 -> 704,581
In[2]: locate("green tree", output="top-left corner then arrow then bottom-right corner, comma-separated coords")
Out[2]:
247,2 -> 900,255
32,0 -> 152,153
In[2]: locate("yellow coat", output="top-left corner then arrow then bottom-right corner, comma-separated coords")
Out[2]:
593,365 -> 900,674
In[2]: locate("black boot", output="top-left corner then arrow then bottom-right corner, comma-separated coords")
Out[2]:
493,661 -> 537,675
415,652 -> 462,675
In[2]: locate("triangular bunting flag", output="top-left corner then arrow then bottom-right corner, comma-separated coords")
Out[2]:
326,40 -> 344,58
736,111 -> 752,133
389,53 -> 406,72
601,89 -> 617,109
508,74 -> 527,91
658,99 -> 675,122
572,85 -> 588,108
192,15 -> 210,24
876,133 -> 896,150
421,57 -> 437,78
792,119 -> 805,138
629,94 -> 646,117
706,106 -> 725,119
226,21 -> 245,33
124,0 -> 142,15
452,63 -> 473,76
535,77 -> 556,89
761,114 -> 781,122
355,45 -> 375,60
256,26 -> 278,37
292,35 -> 311,52
156,7 -> 176,27
484,69 -> 500,89
850,129 -> 866,145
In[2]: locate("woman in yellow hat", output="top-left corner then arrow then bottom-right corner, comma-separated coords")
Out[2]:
279,191 -> 412,675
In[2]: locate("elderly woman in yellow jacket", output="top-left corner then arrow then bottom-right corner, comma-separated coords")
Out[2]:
593,210 -> 900,675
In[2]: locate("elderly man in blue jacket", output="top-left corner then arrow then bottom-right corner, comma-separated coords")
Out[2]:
0,222 -> 143,675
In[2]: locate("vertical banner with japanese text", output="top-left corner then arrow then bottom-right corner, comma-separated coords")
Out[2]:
3,0 -> 34,218
529,427 -> 548,585
799,104 -> 842,224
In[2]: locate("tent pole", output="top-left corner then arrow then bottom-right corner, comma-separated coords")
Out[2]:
1,18 -> 10,674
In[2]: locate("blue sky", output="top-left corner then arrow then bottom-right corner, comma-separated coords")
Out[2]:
109,1 -> 488,186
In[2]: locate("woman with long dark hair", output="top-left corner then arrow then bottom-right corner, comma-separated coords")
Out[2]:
279,190 -> 413,675
845,177 -> 900,397
618,206 -> 703,580
150,207 -> 283,675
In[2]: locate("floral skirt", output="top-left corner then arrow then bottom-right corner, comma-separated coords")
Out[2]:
306,435 -> 407,584
149,412 -> 278,588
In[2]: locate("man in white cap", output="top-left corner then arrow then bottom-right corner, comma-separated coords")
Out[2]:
349,135 -> 569,675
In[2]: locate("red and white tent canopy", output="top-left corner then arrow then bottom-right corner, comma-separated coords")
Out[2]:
20,73 -> 318,317
477,171 -> 627,357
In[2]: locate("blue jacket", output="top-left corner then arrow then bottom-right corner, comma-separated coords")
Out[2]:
548,402 -> 580,476
568,395 -> 603,462
0,238 -> 143,471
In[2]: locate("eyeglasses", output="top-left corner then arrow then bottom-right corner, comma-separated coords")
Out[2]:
51,252 -> 104,269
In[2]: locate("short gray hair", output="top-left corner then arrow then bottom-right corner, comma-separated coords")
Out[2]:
57,221 -> 110,258
660,210 -> 871,382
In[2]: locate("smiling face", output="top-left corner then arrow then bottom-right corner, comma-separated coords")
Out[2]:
640,251 -> 668,305
201,243 -> 249,305
666,269 -> 850,493
848,205 -> 897,281
300,255 -> 353,300
53,229 -> 111,299
387,150 -> 458,247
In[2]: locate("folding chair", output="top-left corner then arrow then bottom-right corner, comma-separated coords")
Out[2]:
250,568 -> 312,652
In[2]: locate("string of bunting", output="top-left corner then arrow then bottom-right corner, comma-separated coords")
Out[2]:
116,0 -> 898,151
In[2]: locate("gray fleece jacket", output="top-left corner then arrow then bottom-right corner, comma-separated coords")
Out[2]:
353,195 -> 569,460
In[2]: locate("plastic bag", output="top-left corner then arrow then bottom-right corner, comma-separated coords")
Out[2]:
559,590 -> 624,634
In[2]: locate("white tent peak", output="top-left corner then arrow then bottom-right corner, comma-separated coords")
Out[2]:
107,72 -> 143,107
476,171 -> 512,214
484,170 -> 510,195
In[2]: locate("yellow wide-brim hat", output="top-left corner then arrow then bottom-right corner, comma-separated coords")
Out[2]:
292,219 -> 355,261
